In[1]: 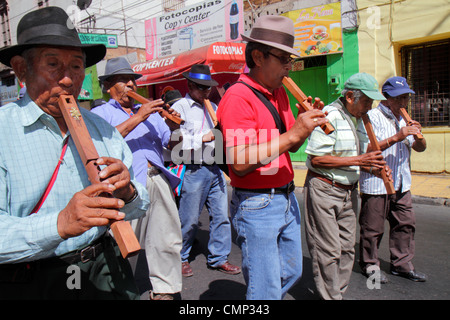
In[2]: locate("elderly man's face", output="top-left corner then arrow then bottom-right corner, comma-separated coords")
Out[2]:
13,46 -> 85,117
105,75 -> 137,108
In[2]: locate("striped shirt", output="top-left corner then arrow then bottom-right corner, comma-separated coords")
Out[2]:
0,94 -> 149,263
305,98 -> 369,185
359,103 -> 414,195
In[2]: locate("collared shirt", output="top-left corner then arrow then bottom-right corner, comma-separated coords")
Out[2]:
305,98 -> 369,185
359,103 -> 415,194
171,93 -> 217,164
216,74 -> 296,189
91,99 -> 181,190
0,94 -> 149,263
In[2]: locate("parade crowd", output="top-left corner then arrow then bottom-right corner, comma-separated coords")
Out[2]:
0,7 -> 427,300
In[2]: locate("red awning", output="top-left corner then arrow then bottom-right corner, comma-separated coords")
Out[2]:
132,42 -> 246,86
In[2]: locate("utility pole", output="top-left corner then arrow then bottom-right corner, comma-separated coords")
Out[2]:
121,0 -> 129,54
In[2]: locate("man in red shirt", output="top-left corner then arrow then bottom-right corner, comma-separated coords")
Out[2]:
217,15 -> 328,300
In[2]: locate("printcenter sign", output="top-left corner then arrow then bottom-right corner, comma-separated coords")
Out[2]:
145,0 -> 243,60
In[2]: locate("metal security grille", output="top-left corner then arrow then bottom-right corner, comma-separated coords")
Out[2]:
401,40 -> 450,127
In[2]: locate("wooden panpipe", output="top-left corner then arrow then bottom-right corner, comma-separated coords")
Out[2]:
362,114 -> 396,195
282,76 -> 334,134
58,95 -> 141,259
204,99 -> 218,127
126,91 -> 185,125
399,108 -> 423,139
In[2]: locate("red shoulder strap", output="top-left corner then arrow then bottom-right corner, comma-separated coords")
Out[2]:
30,138 -> 69,215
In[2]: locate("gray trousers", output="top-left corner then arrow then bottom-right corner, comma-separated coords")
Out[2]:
131,171 -> 182,294
303,174 -> 358,300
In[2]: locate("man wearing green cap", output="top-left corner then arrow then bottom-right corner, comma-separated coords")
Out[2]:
303,73 -> 389,300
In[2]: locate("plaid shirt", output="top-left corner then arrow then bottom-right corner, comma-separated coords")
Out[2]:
306,98 -> 369,185
0,94 -> 149,263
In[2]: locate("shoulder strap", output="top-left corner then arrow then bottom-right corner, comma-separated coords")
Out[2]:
30,138 -> 69,215
236,81 -> 287,134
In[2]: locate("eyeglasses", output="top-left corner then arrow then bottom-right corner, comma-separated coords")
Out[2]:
268,52 -> 295,65
194,83 -> 211,91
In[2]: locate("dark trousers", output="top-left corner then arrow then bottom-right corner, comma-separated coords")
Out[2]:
359,190 -> 416,273
0,235 -> 140,300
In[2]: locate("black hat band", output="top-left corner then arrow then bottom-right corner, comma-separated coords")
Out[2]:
18,24 -> 81,45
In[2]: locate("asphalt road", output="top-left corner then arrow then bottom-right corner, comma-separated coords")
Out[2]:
134,187 -> 450,301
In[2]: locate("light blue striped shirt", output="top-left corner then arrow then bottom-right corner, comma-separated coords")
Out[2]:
306,99 -> 369,185
359,103 -> 415,195
0,94 -> 149,263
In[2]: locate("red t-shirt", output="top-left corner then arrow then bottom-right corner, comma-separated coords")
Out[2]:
216,74 -> 295,189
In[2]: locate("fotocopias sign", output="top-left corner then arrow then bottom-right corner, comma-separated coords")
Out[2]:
145,0 -> 243,60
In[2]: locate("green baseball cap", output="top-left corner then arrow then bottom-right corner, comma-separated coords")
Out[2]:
343,73 -> 385,100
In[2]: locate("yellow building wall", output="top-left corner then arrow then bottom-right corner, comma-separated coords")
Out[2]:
357,0 -> 450,173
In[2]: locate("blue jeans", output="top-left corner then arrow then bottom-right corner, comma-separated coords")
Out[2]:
178,164 -> 231,267
230,188 -> 303,300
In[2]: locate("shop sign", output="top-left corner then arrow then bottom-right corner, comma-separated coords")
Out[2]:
283,2 -> 344,58
145,0 -> 244,60
79,33 -> 118,48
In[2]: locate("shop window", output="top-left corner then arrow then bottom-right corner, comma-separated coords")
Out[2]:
401,40 -> 450,127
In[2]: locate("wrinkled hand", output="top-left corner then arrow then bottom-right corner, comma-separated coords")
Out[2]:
57,183 -> 126,239
307,96 -> 325,110
398,125 -> 421,140
136,98 -> 164,120
358,150 -> 386,169
96,157 -> 135,202
290,109 -> 328,142
164,106 -> 182,131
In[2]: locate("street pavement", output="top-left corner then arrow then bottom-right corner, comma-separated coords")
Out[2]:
134,182 -> 450,301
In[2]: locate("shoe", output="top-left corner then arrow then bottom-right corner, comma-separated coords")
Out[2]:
207,261 -> 241,275
182,262 -> 193,277
149,291 -> 175,300
362,265 -> 388,284
390,267 -> 427,282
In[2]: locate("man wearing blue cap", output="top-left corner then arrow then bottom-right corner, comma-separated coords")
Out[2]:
359,76 -> 427,283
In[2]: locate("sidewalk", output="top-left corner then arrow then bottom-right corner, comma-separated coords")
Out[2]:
292,163 -> 450,207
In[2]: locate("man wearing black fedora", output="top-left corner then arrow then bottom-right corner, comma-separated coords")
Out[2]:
170,64 -> 241,277
217,15 -> 328,299
0,7 -> 149,299
93,57 -> 184,300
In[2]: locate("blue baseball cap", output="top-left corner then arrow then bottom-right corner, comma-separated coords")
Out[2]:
382,76 -> 415,97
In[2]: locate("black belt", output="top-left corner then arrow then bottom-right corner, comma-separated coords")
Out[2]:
57,235 -> 106,264
235,181 -> 295,195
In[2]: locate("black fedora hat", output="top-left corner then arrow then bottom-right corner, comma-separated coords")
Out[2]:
98,57 -> 142,82
0,6 -> 106,67
182,64 -> 218,87
162,90 -> 183,106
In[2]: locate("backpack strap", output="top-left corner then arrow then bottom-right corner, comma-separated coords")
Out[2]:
236,81 -> 287,134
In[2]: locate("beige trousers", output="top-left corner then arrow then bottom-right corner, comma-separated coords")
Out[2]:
131,171 -> 182,294
303,174 -> 358,300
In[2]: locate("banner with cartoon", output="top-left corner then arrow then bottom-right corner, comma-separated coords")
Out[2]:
283,3 -> 343,57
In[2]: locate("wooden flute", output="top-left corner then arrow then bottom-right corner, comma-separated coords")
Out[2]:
362,114 -> 396,195
399,107 -> 424,139
204,99 -> 218,127
126,91 -> 185,125
58,95 -> 141,259
282,76 -> 334,134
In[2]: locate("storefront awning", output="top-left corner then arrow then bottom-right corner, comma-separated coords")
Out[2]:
132,42 -> 246,86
